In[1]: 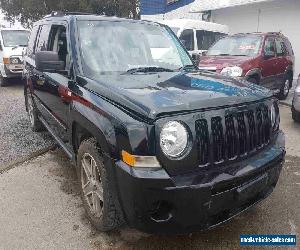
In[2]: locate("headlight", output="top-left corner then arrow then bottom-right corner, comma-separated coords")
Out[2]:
221,66 -> 243,77
10,57 -> 20,64
160,121 -> 188,158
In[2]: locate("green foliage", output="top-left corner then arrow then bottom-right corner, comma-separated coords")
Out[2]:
0,0 -> 140,28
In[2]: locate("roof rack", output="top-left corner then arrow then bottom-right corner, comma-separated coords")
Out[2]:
44,11 -> 95,18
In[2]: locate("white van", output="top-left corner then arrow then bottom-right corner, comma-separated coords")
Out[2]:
0,28 -> 30,86
157,19 -> 229,60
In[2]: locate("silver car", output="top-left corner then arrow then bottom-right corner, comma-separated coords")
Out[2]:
292,75 -> 300,122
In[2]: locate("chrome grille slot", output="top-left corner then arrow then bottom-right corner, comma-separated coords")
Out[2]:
195,103 -> 271,166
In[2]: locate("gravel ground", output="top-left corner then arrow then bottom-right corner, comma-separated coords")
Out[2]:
0,81 -> 54,166
0,105 -> 299,250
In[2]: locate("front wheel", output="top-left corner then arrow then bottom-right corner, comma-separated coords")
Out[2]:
0,73 -> 6,87
278,77 -> 290,100
77,138 -> 124,231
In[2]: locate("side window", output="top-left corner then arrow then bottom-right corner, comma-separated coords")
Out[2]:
27,25 -> 39,57
264,37 -> 275,56
275,38 -> 286,57
35,25 -> 51,53
48,25 -> 69,69
196,30 -> 221,51
179,29 -> 194,51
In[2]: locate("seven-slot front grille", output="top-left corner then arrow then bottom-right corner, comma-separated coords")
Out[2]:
195,104 -> 271,166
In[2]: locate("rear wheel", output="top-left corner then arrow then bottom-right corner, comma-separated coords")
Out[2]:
247,76 -> 259,85
278,77 -> 291,100
25,90 -> 44,132
77,138 -> 124,231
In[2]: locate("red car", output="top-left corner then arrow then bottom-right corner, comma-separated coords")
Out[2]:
199,32 -> 294,100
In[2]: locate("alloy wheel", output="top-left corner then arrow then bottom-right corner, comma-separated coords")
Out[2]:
81,153 -> 104,218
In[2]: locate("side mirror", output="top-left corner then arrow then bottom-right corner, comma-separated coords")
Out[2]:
264,50 -> 275,59
35,51 -> 65,72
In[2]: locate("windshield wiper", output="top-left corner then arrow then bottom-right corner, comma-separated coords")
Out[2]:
125,66 -> 174,74
215,53 -> 231,56
178,64 -> 196,71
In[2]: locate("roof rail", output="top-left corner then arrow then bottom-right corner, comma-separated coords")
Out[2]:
44,11 -> 95,18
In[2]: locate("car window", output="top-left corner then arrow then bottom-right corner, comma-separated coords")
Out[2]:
196,30 -> 226,51
77,21 -> 192,77
179,29 -> 194,51
264,37 -> 275,55
48,25 -> 69,69
207,35 -> 262,56
27,25 -> 39,57
35,25 -> 51,53
1,30 -> 30,47
275,38 -> 286,57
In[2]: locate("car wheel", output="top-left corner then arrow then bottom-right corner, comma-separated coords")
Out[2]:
278,77 -> 290,100
0,73 -> 6,87
25,90 -> 44,132
292,107 -> 300,123
247,77 -> 258,85
77,138 -> 124,231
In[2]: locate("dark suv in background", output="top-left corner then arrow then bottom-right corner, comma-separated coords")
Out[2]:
24,12 -> 285,234
199,32 -> 294,100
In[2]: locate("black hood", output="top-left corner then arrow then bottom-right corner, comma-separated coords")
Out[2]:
81,71 -> 272,120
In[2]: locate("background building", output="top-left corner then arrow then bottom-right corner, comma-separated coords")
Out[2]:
141,0 -> 300,77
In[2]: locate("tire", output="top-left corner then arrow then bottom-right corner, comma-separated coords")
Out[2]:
77,138 -> 124,231
278,76 -> 291,100
25,90 -> 44,132
0,73 -> 6,87
292,107 -> 300,123
247,77 -> 258,85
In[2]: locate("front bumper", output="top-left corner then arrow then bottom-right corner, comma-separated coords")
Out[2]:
2,64 -> 23,78
114,131 -> 285,235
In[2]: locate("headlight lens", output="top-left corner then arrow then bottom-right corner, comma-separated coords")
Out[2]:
10,57 -> 20,64
221,66 -> 243,77
160,121 -> 188,158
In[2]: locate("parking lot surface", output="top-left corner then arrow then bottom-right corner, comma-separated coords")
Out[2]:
0,84 -> 299,249
0,82 -> 54,166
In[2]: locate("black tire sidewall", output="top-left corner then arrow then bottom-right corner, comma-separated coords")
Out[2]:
278,76 -> 290,100
77,138 -> 123,231
25,90 -> 44,132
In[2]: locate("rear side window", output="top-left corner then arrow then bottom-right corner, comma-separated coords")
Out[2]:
27,25 -> 39,57
264,37 -> 275,54
284,38 -> 294,56
35,25 -> 51,53
179,29 -> 194,51
275,38 -> 286,56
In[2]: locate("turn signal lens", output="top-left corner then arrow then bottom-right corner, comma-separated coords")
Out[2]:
3,58 -> 9,65
121,150 -> 161,169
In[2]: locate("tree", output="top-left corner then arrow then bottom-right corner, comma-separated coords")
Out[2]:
0,0 -> 140,28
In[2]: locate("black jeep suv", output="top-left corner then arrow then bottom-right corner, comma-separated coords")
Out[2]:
24,12 -> 285,234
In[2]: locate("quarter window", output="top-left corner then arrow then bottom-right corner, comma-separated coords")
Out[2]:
275,38 -> 286,57
179,29 -> 194,51
264,37 -> 275,55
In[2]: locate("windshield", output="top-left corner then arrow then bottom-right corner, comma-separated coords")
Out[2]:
170,27 -> 179,35
207,35 -> 262,56
77,21 -> 192,77
1,30 -> 30,47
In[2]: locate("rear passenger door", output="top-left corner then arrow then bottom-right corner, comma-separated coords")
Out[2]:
261,36 -> 278,90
